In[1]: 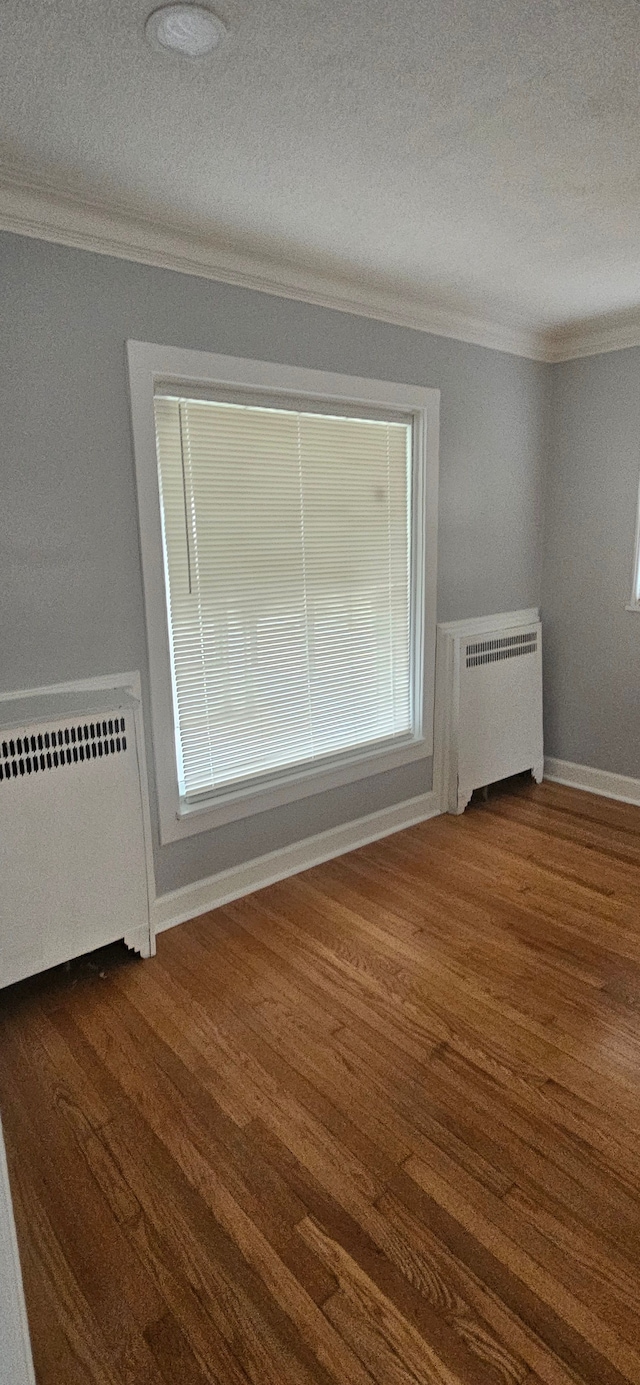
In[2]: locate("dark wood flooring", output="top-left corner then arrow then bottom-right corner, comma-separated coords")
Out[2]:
2,778 -> 640,1383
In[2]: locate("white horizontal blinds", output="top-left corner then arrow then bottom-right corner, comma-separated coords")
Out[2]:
296,412 -> 411,756
155,397 -> 312,797
154,394 -> 412,799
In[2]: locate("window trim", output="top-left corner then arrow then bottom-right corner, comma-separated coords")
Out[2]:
127,340 -> 440,842
627,469 -> 640,612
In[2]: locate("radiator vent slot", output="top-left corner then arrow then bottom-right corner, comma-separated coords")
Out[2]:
0,717 -> 127,783
466,632 -> 537,668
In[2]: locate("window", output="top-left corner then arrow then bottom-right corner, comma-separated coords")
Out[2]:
128,343 -> 439,841
629,472 -> 640,611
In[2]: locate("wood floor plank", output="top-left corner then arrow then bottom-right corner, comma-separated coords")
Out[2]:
2,781 -> 640,1382
229,872 -> 640,1120
100,1104 -> 339,1385
402,1155 -> 640,1383
247,1117 -> 533,1385
143,1311 -> 221,1385
386,1166 -> 632,1385
299,1215 -> 465,1385
374,1191 -> 572,1385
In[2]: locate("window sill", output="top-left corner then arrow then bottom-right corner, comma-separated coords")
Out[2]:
625,602 -> 640,613
160,733 -> 431,842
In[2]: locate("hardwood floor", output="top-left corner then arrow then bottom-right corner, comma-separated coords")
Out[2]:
2,777 -> 640,1384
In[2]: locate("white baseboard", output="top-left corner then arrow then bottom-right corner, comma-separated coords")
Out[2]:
153,789 -> 441,933
544,757 -> 640,807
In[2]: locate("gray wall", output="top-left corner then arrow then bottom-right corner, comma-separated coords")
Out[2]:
0,231 -> 549,895
542,349 -> 640,777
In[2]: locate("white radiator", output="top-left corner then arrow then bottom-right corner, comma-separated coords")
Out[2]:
0,683 -> 154,989
435,609 -> 544,814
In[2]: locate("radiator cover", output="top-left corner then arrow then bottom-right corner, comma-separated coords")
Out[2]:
0,686 -> 153,988
435,610 -> 544,814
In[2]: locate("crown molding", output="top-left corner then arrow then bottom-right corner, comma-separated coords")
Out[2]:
4,178 -> 639,364
0,178 -> 552,360
545,311 -> 640,363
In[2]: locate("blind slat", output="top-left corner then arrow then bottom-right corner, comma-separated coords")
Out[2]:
154,395 -> 413,797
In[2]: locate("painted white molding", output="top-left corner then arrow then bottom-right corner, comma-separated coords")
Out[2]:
0,180 -> 550,360
545,757 -> 640,806
546,313 -> 640,363
627,467 -> 640,613
153,788 -> 441,932
128,341 -> 440,843
5,180 -> 640,363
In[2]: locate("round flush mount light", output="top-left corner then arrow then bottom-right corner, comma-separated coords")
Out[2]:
145,4 -> 227,57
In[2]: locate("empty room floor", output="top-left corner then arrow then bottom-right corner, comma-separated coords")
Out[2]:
2,779 -> 640,1385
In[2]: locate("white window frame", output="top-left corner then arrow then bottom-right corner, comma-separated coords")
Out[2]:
627,469 -> 640,612
127,340 -> 439,842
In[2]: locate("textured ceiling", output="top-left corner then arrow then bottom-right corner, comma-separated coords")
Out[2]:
1,0 -> 640,340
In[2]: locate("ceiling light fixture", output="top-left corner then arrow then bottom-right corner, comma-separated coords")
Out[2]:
145,4 -> 227,58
